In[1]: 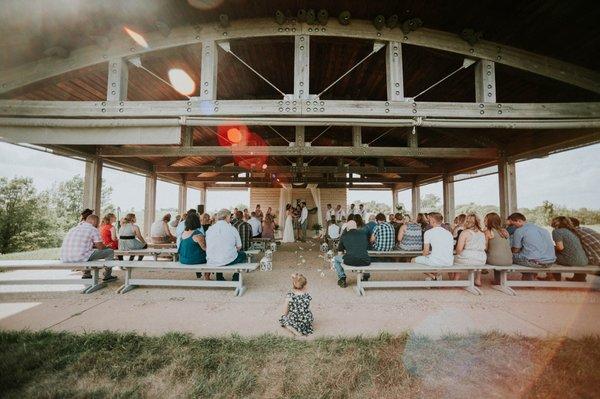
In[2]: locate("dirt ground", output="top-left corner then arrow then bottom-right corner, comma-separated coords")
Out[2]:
1,240 -> 600,338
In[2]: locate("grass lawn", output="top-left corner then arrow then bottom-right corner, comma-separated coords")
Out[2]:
0,331 -> 599,398
0,247 -> 60,261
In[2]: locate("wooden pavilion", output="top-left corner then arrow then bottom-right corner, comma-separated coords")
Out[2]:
1,0 -> 599,232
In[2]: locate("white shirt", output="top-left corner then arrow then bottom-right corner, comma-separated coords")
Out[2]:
357,208 -> 366,219
335,209 -> 346,221
327,224 -> 341,239
300,207 -> 308,224
348,207 -> 356,215
248,217 -> 262,237
150,220 -> 166,237
423,226 -> 454,266
206,220 -> 242,266
325,208 -> 335,221
176,221 -> 187,249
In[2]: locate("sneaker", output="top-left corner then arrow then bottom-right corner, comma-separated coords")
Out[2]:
81,274 -> 92,279
102,275 -> 117,282
363,273 -> 371,282
232,273 -> 239,282
216,273 -> 226,281
337,278 -> 348,288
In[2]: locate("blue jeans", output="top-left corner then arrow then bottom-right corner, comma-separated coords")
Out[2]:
333,255 -> 345,279
216,251 -> 247,280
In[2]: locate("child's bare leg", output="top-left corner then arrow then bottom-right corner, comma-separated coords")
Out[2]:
204,272 -> 211,280
474,271 -> 482,286
284,325 -> 300,336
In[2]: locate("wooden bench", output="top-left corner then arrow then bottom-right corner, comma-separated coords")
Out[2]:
105,261 -> 259,296
0,260 -> 108,294
115,248 -> 179,261
492,264 -> 600,295
343,262 -> 493,296
146,243 -> 176,249
368,250 -> 422,259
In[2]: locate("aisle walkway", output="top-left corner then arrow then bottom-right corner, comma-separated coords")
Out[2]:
1,241 -> 599,338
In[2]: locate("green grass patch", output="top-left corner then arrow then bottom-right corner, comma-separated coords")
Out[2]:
0,330 -> 599,398
0,247 -> 60,261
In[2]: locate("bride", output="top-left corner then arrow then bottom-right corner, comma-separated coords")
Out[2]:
282,204 -> 295,243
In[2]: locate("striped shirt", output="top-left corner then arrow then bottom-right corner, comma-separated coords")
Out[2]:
60,222 -> 101,262
577,227 -> 600,265
372,222 -> 396,251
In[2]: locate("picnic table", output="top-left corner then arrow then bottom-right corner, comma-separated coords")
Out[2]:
115,248 -> 179,261
146,242 -> 177,249
367,250 -> 422,259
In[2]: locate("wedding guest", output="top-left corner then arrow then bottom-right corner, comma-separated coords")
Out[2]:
483,212 -> 513,285
279,273 -> 313,336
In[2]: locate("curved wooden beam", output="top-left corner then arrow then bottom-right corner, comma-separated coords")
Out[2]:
1,18 -> 599,95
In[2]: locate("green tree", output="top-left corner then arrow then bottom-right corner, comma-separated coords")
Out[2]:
0,177 -> 60,253
420,194 -> 441,213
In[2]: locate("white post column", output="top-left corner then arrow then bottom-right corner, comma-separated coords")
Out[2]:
498,159 -> 518,220
83,158 -> 103,213
198,186 -> 207,213
293,34 -> 310,99
200,41 -> 218,100
178,183 -> 187,215
144,173 -> 157,236
442,174 -> 455,223
392,188 -> 399,213
386,41 -> 404,101
475,60 -> 496,103
411,183 -> 420,220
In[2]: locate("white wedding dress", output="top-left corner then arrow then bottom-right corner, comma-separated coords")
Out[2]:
282,210 -> 295,243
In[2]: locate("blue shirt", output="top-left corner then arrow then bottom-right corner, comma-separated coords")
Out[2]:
512,223 -> 556,263
364,221 -> 377,237
178,228 -> 207,265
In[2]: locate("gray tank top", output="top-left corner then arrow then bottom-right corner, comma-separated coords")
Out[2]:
487,228 -> 513,266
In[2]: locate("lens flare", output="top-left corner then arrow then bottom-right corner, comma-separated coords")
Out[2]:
227,128 -> 242,143
124,27 -> 149,48
262,163 -> 268,170
168,68 -> 196,96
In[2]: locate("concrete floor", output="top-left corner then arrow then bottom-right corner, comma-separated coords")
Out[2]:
1,241 -> 600,338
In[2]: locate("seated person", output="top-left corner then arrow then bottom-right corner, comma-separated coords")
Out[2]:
326,218 -> 341,241
261,214 -> 276,240
232,211 -> 253,251
248,211 -> 262,238
340,214 -> 355,234
453,213 -> 487,285
332,221 -> 371,288
550,216 -> 589,282
370,213 -> 395,251
118,213 -> 147,261
413,212 -> 454,268
570,217 -> 600,266
509,212 -> 556,280
178,212 -> 209,280
206,209 -> 247,281
397,217 -> 423,251
176,209 -> 197,249
60,214 -> 116,281
150,214 -> 176,243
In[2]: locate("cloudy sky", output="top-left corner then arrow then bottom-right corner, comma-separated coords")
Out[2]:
0,142 -> 598,211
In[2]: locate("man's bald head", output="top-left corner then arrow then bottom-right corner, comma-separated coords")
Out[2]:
86,214 -> 100,227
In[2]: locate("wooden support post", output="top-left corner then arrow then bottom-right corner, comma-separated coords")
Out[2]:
295,126 -> 305,147
144,173 -> 157,236
498,159 -> 518,220
106,58 -> 128,101
392,189 -> 399,212
200,41 -> 218,100
83,158 -> 103,213
178,183 -> 187,215
386,41 -> 404,101
352,126 -> 362,147
199,186 -> 206,208
442,174 -> 455,224
408,127 -> 418,148
181,126 -> 193,146
294,34 -> 310,99
411,183 -> 420,220
475,60 -> 496,103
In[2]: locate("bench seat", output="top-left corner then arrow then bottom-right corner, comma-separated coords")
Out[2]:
367,250 -> 422,258
0,260 -> 108,293
491,264 -> 600,295
104,260 -> 259,296
114,248 -> 179,261
343,262 -> 494,296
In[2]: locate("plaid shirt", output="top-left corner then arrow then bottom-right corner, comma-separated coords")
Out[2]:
233,220 -> 253,251
372,222 -> 396,251
577,227 -> 600,265
60,222 -> 101,262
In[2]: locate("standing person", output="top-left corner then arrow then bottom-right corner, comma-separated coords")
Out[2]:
397,217 -> 423,251
262,214 -> 276,240
550,216 -> 589,282
201,213 -> 212,233
254,204 -> 264,222
413,212 -> 454,269
483,212 -> 513,285
265,206 -> 274,220
299,201 -> 308,242
453,213 -> 487,285
279,273 -> 313,336
357,204 -> 366,220
370,213 -> 395,252
60,214 -> 116,281
118,213 -> 147,260
176,209 -> 197,249
325,204 -> 335,223
335,204 -> 346,223
332,220 -> 371,288
509,213 -> 556,280
282,204 -> 295,243
178,213 -> 209,279
232,211 -> 253,251
205,209 -> 247,282
150,214 -> 176,243
248,211 -> 262,238
570,217 -> 600,266
348,203 -> 356,216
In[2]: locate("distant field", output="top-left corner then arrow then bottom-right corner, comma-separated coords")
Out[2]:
0,247 -> 60,260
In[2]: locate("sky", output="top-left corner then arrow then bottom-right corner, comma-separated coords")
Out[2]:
0,142 -> 598,211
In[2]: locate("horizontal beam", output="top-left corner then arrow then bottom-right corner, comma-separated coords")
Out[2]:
100,145 -> 498,159
155,165 -> 444,174
2,100 -> 600,123
1,19 -> 598,94
185,176 -> 414,183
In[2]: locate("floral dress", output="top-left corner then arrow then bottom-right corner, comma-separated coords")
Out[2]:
279,292 -> 314,335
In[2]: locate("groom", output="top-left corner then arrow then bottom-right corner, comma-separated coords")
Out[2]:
299,202 -> 308,242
